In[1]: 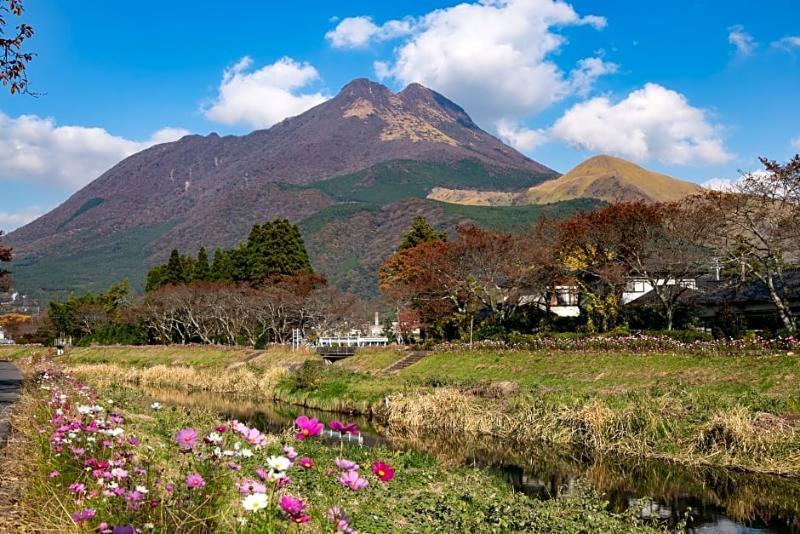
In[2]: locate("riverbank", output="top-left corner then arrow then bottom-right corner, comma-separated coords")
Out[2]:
7,344 -> 800,476
2,357 -> 664,533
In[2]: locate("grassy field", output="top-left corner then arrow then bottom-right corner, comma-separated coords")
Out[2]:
9,344 -> 800,475
3,358 -> 664,533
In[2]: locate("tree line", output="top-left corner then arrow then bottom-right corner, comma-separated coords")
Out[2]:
35,219 -> 369,347
380,156 -> 800,339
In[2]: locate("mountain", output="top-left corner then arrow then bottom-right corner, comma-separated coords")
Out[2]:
7,79 -> 588,301
523,155 -> 704,204
427,155 -> 704,206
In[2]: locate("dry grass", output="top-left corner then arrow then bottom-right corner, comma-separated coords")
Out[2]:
383,388 -> 800,476
68,363 -> 286,399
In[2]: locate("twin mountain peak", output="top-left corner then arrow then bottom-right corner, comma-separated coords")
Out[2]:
7,78 -> 703,300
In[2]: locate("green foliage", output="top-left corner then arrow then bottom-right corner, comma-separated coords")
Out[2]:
436,198 -> 605,232
309,159 -> 555,205
398,215 -> 447,250
146,218 -> 313,290
194,246 -> 211,281
48,280 -> 133,342
57,197 -> 105,230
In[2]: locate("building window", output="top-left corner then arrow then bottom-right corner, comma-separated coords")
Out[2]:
625,281 -> 646,293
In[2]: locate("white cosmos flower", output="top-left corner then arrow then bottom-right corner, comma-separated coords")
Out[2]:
266,455 -> 291,472
242,492 -> 268,512
77,405 -> 93,415
136,485 -> 148,494
206,432 -> 222,444
150,402 -> 163,411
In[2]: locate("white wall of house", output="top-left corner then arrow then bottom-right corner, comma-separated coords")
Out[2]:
621,278 -> 697,305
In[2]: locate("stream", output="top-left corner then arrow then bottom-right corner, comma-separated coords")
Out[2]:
145,388 -> 800,533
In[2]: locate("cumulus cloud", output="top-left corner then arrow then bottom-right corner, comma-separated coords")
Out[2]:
701,177 -> 738,191
728,25 -> 757,58
330,0 -> 612,127
0,205 -> 51,233
550,83 -> 732,165
569,56 -> 618,96
771,35 -> 800,53
0,111 -> 189,190
325,16 -> 414,48
495,120 -> 547,151
203,56 -> 330,129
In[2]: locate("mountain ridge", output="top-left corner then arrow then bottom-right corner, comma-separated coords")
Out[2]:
427,155 -> 705,206
6,79 -> 561,301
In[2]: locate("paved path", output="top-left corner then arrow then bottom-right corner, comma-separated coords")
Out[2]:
0,361 -> 22,447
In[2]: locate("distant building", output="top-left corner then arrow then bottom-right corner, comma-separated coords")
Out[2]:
0,326 -> 14,345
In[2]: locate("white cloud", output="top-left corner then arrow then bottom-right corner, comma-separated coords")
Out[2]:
792,137 -> 800,150
701,177 -> 738,191
0,111 -> 189,190
569,56 -> 618,96
331,0 -> 611,127
325,16 -> 413,48
771,35 -> 800,52
550,83 -> 733,165
203,56 -> 330,129
495,119 -> 547,151
0,205 -> 51,233
728,25 -> 757,58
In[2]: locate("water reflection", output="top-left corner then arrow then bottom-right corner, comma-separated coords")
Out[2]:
145,388 -> 800,533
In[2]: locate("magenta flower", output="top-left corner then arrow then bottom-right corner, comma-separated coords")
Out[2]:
335,457 -> 359,471
68,482 -> 86,495
214,424 -> 228,432
339,470 -> 369,491
70,508 -> 96,523
185,473 -> 205,490
176,427 -> 198,449
329,420 -> 359,434
236,479 -> 267,495
372,461 -> 396,482
298,457 -> 314,469
294,415 -> 323,440
279,495 -> 305,516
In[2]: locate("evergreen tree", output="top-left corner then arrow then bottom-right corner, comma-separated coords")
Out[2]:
398,216 -> 447,250
194,246 -> 211,281
211,249 -> 235,281
164,249 -> 187,285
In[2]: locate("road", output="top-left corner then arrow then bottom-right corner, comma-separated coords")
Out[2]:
0,361 -> 22,446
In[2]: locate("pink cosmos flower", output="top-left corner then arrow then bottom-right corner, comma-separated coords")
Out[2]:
329,420 -> 359,434
70,508 -> 96,523
279,495 -> 305,516
335,457 -> 359,471
298,457 -> 314,469
294,415 -> 323,440
68,482 -> 86,495
338,470 -> 369,491
48,470 -> 60,478
372,461 -> 396,482
176,427 -> 198,449
215,424 -> 228,432
185,473 -> 205,489
254,466 -> 270,481
236,479 -> 267,495
282,445 -> 298,462
292,514 -> 311,524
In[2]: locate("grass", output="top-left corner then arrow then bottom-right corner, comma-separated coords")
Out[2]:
16,344 -> 800,475
5,358 -> 666,533
435,198 -> 604,231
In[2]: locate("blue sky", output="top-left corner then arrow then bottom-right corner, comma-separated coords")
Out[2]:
1,0 -> 799,232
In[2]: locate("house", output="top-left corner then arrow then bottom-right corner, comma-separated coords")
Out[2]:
520,285 -> 580,317
0,326 -> 14,345
621,278 -> 698,305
